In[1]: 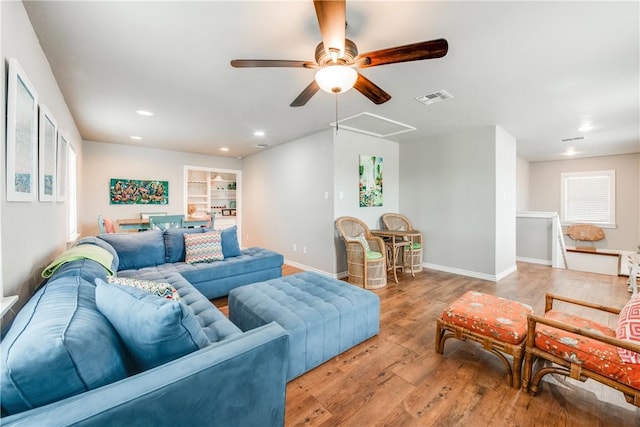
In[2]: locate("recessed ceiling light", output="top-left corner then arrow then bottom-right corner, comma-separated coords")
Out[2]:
578,123 -> 593,132
220,147 -> 229,152
136,110 -> 154,116
130,136 -> 142,140
253,130 -> 265,137
564,148 -> 577,156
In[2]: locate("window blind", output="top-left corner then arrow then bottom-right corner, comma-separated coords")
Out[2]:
561,170 -> 615,226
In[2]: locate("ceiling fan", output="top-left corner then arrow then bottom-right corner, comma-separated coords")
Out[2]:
231,0 -> 448,107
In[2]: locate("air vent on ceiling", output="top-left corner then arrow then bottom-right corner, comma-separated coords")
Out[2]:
329,112 -> 416,137
561,136 -> 585,142
255,143 -> 270,148
415,90 -> 453,105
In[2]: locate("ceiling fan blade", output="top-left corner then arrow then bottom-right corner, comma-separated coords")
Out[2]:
354,73 -> 391,105
313,0 -> 346,57
290,80 -> 320,107
355,38 -> 448,68
231,59 -> 317,68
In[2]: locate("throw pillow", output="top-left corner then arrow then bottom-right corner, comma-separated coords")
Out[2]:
184,230 -> 223,264
103,217 -> 116,233
107,276 -> 181,301
95,279 -> 209,371
221,225 -> 242,258
616,295 -> 640,363
351,233 -> 371,251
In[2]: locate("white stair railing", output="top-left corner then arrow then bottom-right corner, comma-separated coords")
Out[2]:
552,213 -> 567,269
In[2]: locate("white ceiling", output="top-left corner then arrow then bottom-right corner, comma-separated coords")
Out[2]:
23,1 -> 639,162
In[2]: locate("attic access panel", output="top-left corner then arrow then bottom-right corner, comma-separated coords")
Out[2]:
329,112 -> 416,138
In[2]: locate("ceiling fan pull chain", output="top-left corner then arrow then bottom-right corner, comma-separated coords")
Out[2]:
335,94 -> 339,134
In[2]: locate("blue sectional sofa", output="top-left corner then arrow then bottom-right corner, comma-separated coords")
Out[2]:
0,233 -> 289,426
97,226 -> 284,299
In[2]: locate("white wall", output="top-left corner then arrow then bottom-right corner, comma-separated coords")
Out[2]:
333,130 -> 400,226
82,141 -> 242,236
333,129 -> 400,273
242,128 -> 399,275
242,130 -> 335,273
516,156 -> 530,212
1,1 -> 84,314
495,126 -> 517,278
400,126 -> 516,280
529,153 -> 639,250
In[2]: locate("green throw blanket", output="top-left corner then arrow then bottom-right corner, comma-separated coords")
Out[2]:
42,244 -> 114,278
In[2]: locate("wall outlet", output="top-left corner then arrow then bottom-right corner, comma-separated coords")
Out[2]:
293,244 -> 297,252
303,246 -> 307,254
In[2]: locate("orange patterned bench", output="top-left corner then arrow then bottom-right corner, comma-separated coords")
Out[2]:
436,291 -> 534,388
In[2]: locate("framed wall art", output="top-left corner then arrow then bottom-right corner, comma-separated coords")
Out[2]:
359,154 -> 383,207
6,58 -> 39,202
110,178 -> 169,205
56,133 -> 69,202
38,105 -> 57,202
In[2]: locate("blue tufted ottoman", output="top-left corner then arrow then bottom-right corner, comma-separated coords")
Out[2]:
228,271 -> 380,381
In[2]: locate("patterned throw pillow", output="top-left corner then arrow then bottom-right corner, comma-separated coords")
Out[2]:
616,295 -> 640,363
184,230 -> 224,264
107,276 -> 180,301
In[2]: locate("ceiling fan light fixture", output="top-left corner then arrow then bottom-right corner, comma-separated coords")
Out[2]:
315,65 -> 357,94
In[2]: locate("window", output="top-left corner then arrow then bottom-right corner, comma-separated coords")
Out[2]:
560,170 -> 615,228
67,145 -> 78,241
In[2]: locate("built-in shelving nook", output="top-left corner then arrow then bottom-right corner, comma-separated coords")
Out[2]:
184,166 -> 241,236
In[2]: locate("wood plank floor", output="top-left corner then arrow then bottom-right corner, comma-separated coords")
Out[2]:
215,263 -> 640,426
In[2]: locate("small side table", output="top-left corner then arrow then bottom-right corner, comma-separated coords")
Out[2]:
370,229 -> 421,283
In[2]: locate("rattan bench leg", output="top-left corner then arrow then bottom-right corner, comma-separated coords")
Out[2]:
435,319 -> 525,389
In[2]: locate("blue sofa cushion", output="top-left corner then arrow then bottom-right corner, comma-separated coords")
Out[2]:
95,279 -> 210,371
98,231 -> 165,270
76,236 -> 120,271
0,276 -> 129,415
221,225 -> 242,258
164,227 -> 205,263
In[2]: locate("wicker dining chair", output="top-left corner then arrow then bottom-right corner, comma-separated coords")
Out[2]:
336,216 -> 387,289
381,213 -> 423,273
148,215 -> 184,230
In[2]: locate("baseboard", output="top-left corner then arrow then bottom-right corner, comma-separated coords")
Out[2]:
516,256 -> 552,266
283,259 -> 339,278
424,262 -> 517,282
496,264 -> 518,281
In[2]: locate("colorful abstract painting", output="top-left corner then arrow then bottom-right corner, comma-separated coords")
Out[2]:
359,154 -> 383,207
110,178 -> 168,204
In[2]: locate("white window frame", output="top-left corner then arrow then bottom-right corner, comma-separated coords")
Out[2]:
67,144 -> 79,242
560,170 -> 616,228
